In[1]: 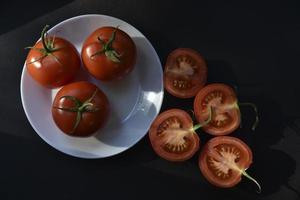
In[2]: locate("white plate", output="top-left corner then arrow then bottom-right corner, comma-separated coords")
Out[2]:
20,14 -> 164,158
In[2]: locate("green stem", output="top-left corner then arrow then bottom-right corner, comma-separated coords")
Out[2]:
53,89 -> 100,134
90,26 -> 121,63
193,107 -> 212,131
242,170 -> 262,193
71,112 -> 82,134
41,25 -> 52,53
90,50 -> 105,58
49,53 -> 63,66
27,55 -> 47,64
105,27 -> 118,50
53,106 -> 78,112
238,102 -> 259,131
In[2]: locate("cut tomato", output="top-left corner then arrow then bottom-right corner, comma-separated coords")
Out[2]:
199,136 -> 261,191
149,109 -> 199,161
194,83 -> 241,135
164,48 -> 207,98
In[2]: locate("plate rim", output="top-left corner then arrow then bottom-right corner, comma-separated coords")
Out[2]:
20,14 -> 164,159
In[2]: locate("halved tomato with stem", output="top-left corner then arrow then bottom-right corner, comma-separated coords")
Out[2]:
199,136 -> 261,192
164,48 -> 207,98
194,83 -> 259,136
149,109 -> 211,161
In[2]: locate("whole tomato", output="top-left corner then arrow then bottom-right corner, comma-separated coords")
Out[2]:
52,81 -> 110,137
81,26 -> 136,81
26,25 -> 80,88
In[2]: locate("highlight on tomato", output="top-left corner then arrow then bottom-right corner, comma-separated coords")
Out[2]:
193,83 -> 259,136
199,136 -> 261,192
25,25 -> 80,88
164,48 -> 207,98
52,81 -> 110,137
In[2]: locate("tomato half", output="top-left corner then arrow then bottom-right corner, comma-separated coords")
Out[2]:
194,83 -> 240,135
199,136 -> 253,188
26,25 -> 80,88
52,81 -> 110,137
164,48 -> 207,98
81,26 -> 136,81
149,109 -> 199,161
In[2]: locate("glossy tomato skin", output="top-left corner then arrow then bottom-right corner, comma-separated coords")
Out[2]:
194,83 -> 240,136
149,109 -> 199,161
52,81 -> 110,137
81,27 -> 136,81
164,48 -> 207,98
26,37 -> 80,88
199,136 -> 253,188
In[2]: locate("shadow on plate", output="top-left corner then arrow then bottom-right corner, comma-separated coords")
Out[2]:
92,36 -> 163,148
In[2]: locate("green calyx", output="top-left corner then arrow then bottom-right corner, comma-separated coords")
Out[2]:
242,169 -> 262,193
25,25 -> 62,65
91,27 -> 121,63
53,89 -> 100,134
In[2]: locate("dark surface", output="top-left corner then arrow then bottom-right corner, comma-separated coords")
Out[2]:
1,0 -> 300,199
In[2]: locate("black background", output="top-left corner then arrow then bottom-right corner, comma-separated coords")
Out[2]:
0,0 -> 300,199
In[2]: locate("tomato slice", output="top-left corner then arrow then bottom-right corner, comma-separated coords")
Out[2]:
164,48 -> 207,98
149,109 -> 199,161
199,136 -> 253,188
194,83 -> 240,135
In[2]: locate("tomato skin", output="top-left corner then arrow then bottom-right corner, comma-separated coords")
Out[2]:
149,109 -> 200,162
52,81 -> 110,137
26,37 -> 80,88
199,136 -> 253,188
81,27 -> 136,81
164,48 -> 207,98
194,83 -> 240,136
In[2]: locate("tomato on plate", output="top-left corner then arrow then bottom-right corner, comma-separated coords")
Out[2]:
199,136 -> 261,191
149,109 -> 199,161
194,83 -> 241,136
164,48 -> 207,98
52,81 -> 109,137
81,26 -> 136,81
26,25 -> 80,88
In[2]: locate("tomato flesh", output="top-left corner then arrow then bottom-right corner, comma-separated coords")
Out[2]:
164,48 -> 207,98
149,109 -> 199,161
199,136 -> 252,188
194,83 -> 240,135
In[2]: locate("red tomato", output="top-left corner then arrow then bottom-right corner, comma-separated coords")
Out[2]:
164,48 -> 207,98
81,26 -> 136,81
194,83 -> 240,135
52,81 -> 109,137
26,25 -> 80,88
149,109 -> 199,161
199,136 -> 260,192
